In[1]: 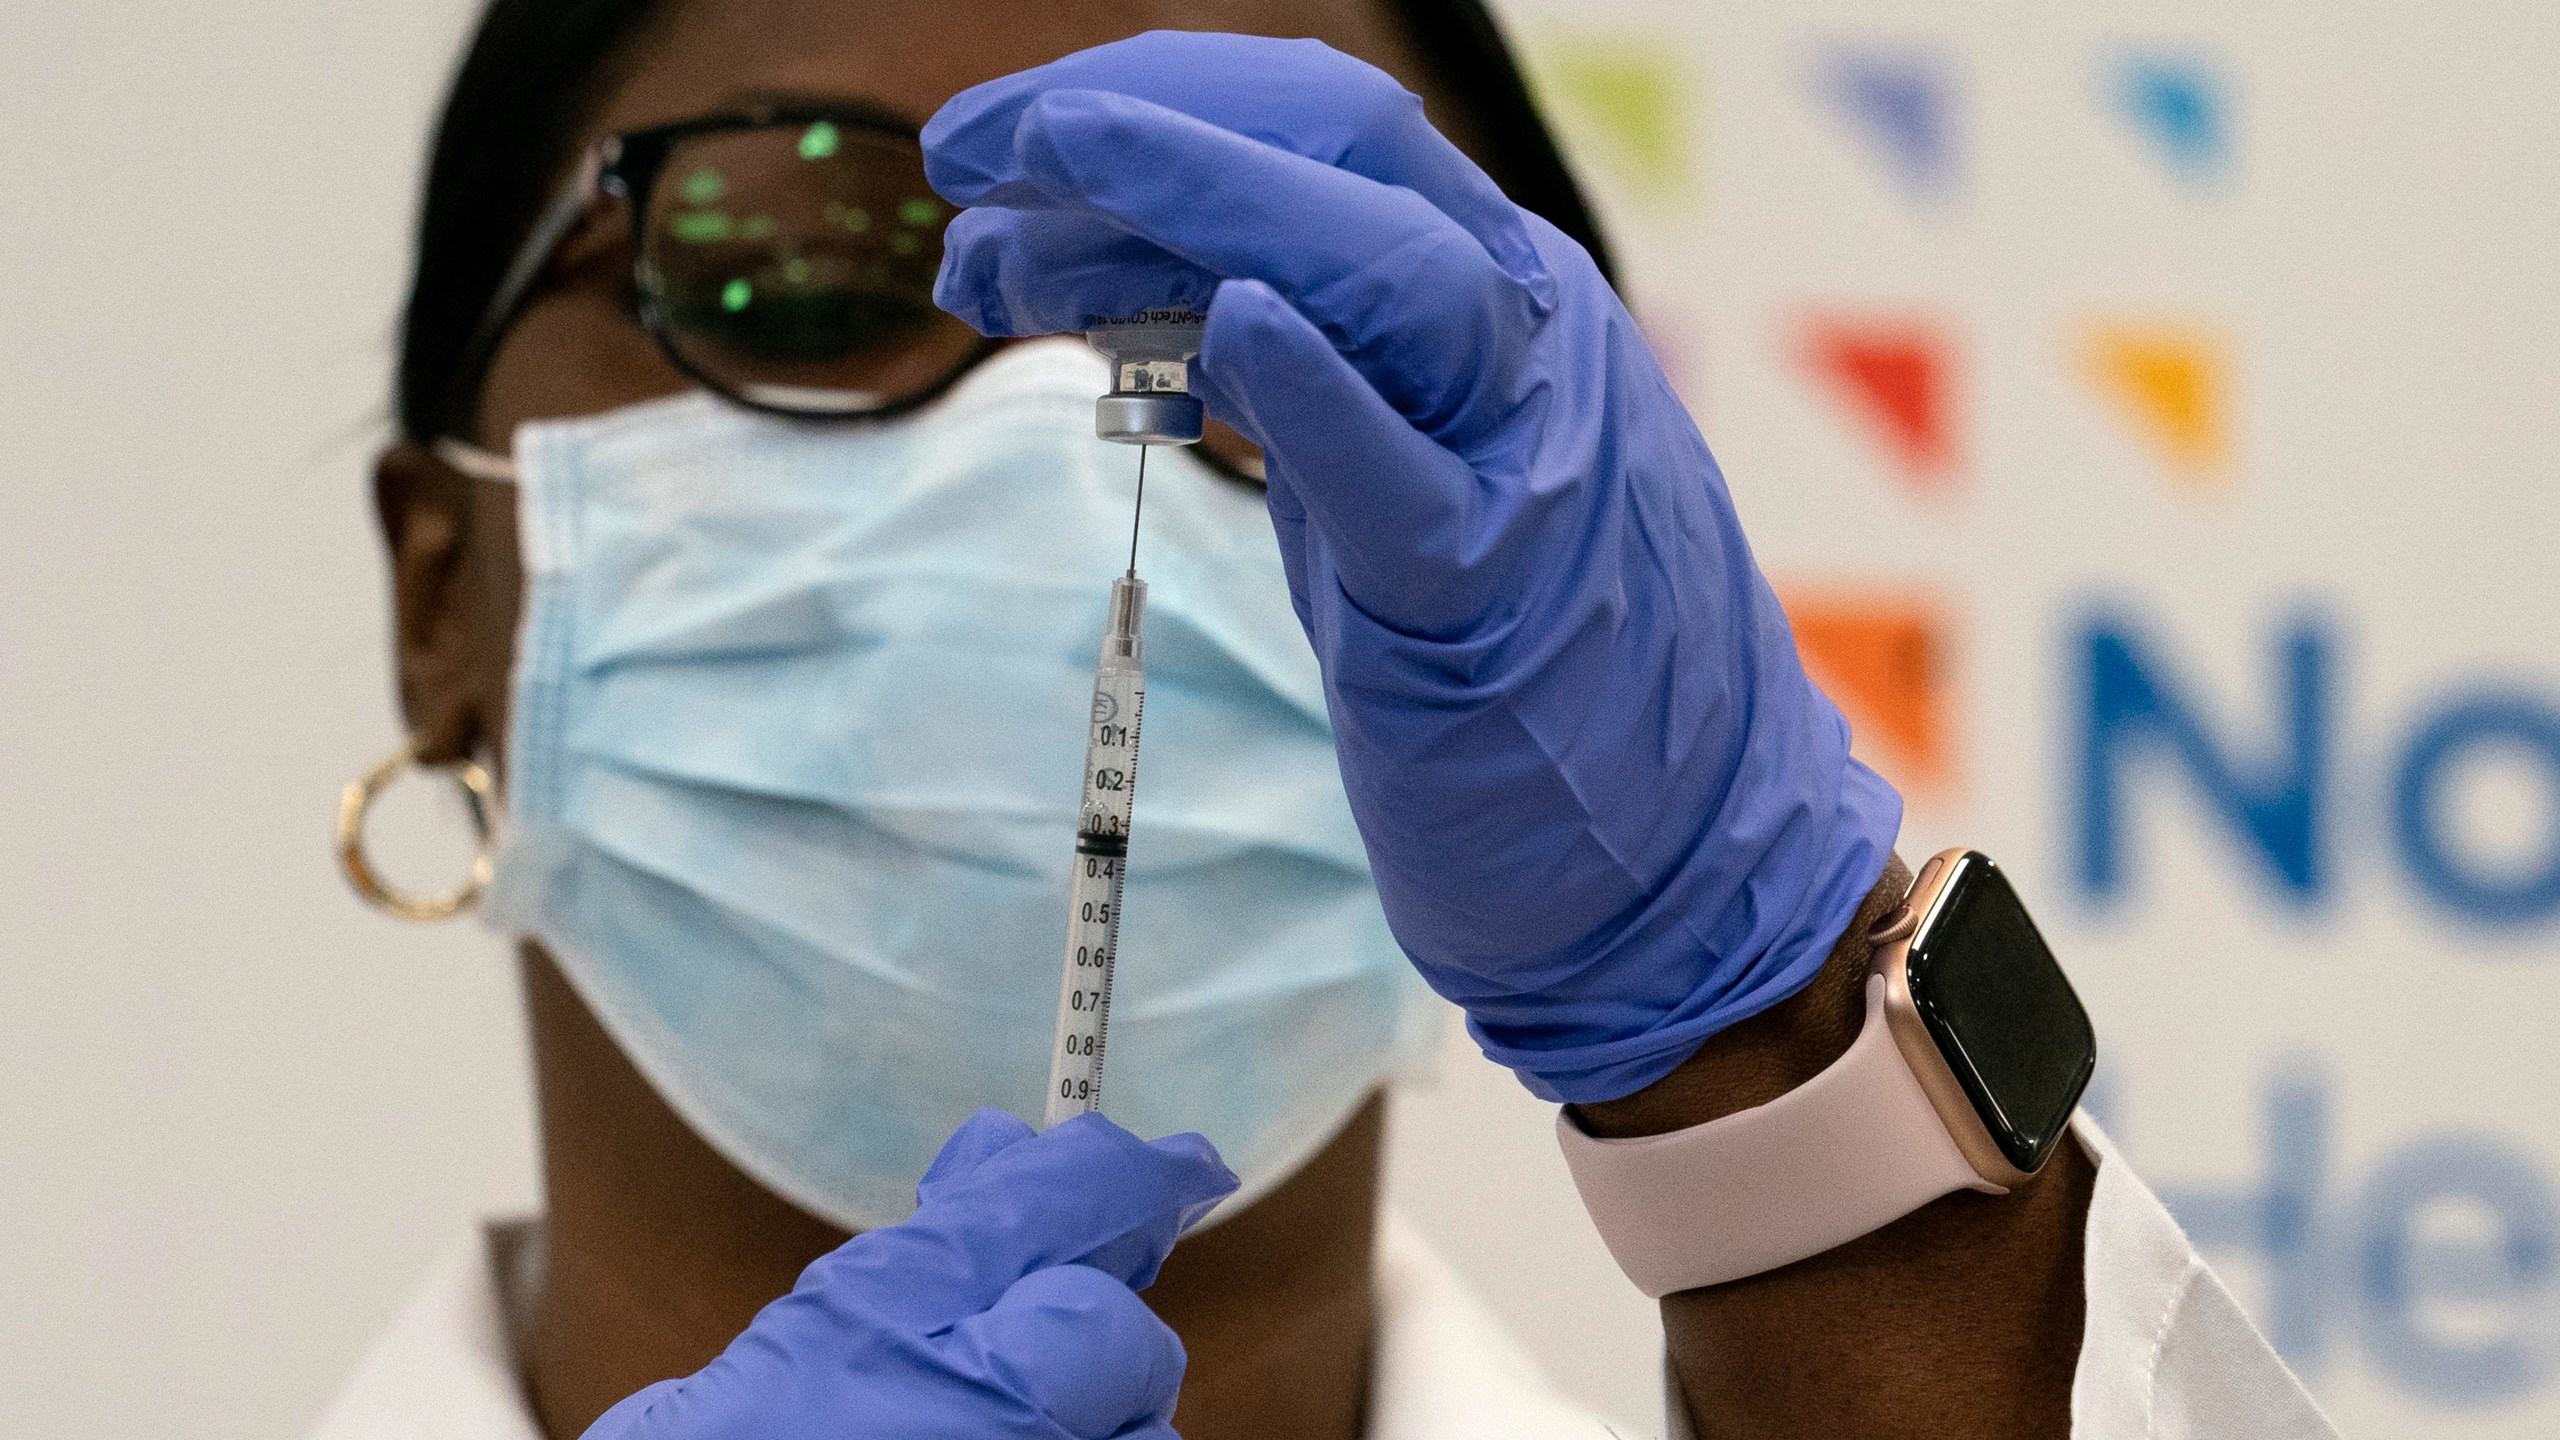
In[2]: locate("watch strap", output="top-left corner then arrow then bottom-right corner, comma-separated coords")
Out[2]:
1556,973 -> 2001,1297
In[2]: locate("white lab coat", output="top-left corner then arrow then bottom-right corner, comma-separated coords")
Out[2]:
306,1119 -> 2337,1439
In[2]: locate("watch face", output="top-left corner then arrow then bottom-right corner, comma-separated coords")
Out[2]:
1905,857 -> 2097,1174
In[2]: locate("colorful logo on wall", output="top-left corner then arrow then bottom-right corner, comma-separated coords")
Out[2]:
2079,321 -> 2231,483
1814,47 -> 1956,199
1781,589 -> 1954,794
1797,317 -> 1959,490
1586,24 -> 2560,1425
2110,52 -> 2232,184
1523,35 -> 1693,199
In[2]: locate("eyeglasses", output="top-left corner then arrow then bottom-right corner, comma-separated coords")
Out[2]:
455,103 -> 995,431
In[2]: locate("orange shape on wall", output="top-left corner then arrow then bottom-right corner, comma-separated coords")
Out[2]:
2081,323 -> 2228,483
1781,590 -> 1953,794
1799,319 -> 1958,491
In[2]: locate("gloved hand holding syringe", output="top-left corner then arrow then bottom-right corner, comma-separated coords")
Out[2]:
1043,312 -> 1206,1128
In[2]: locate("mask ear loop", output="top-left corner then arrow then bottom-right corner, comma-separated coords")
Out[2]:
336,742 -> 497,922
431,438 -> 520,485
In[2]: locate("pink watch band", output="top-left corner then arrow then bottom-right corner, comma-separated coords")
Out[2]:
1555,974 -> 2003,1297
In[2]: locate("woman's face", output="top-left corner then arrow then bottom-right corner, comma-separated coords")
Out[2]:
387,0 -> 1463,769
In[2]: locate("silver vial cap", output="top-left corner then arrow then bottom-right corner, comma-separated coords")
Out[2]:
1095,392 -> 1206,446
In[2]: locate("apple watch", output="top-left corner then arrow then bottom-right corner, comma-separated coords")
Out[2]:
1556,849 -> 2097,1296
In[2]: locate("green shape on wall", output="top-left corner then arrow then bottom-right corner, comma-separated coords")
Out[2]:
1527,36 -> 1693,199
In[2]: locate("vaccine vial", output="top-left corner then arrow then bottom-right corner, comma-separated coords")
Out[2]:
1086,310 -> 1206,446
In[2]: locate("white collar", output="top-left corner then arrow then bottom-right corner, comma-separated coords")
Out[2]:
305,1213 -> 1624,1440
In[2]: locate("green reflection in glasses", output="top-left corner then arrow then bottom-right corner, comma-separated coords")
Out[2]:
662,212 -> 779,247
722,278 -> 754,313
682,169 -> 727,205
799,122 -> 841,161
898,197 -> 942,228
670,212 -> 733,244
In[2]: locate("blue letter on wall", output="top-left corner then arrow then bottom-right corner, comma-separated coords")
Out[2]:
2392,693 -> 2560,926
2077,613 -> 2331,902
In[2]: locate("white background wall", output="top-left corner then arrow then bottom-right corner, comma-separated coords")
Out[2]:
5,2 -> 2556,1438
0,4 -> 537,1437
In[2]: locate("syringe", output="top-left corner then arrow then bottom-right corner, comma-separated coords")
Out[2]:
1042,312 -> 1204,1129
1044,566 -> 1146,1126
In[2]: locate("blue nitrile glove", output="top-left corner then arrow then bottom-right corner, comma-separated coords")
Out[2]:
924,33 -> 1901,1104
584,1110 -> 1236,1440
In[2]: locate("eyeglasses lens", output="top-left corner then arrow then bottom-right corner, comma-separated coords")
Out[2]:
640,121 -> 979,415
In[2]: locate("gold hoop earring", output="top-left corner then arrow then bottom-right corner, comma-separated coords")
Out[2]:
336,744 -> 496,922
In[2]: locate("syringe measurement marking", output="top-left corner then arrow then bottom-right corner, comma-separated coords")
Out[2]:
1047,671 -> 1141,1126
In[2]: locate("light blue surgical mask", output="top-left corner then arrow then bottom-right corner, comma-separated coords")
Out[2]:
473,340 -> 1440,1232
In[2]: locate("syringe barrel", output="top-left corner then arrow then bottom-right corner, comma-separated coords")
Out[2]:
1047,592 -> 1147,1128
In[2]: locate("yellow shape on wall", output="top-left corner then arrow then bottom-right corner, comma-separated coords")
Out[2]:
2081,323 -> 2230,483
1524,35 -> 1692,198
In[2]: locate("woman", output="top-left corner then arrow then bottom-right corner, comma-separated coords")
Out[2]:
316,3 -> 2336,1438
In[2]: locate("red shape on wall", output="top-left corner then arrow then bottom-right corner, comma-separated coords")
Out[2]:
1799,319 -> 1957,489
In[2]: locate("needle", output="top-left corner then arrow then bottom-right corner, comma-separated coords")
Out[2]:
1126,444 -> 1149,578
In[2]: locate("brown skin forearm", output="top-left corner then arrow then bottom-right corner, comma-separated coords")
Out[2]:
1574,856 -> 2095,1440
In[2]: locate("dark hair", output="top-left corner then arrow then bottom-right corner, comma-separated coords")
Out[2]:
395,0 -> 1613,444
